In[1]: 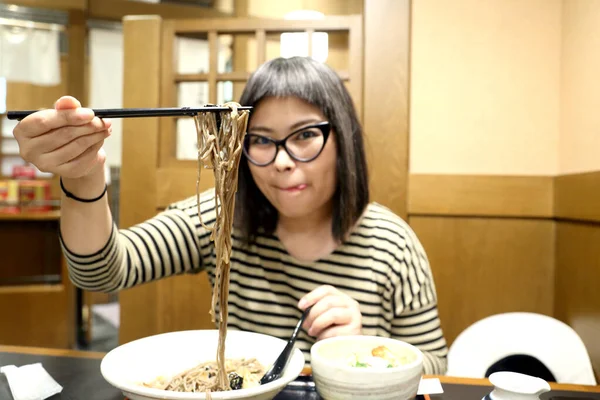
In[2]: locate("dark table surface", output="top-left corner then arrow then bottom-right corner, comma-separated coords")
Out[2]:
1,348 -> 599,400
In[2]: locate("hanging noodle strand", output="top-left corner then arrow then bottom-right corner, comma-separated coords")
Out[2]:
194,103 -> 251,391
144,103 -> 254,398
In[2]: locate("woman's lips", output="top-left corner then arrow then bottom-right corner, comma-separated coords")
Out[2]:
280,184 -> 307,192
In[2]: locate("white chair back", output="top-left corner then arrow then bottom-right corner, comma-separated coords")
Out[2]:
446,312 -> 597,385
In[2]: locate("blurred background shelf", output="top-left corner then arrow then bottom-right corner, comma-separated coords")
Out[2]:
0,210 -> 60,221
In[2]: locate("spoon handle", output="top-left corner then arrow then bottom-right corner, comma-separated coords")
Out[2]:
260,305 -> 313,385
290,305 -> 313,343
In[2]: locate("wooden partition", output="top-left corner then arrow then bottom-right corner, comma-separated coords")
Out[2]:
407,175 -> 557,345
554,172 -> 600,380
408,173 -> 600,380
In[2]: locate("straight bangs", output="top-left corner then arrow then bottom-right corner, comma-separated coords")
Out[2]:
235,57 -> 369,245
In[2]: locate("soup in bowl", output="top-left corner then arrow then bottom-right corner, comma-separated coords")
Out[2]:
310,335 -> 423,400
100,329 -> 305,400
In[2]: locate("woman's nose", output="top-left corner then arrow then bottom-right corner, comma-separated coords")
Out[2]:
273,146 -> 295,172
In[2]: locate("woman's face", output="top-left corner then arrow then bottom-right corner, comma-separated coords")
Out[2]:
246,96 -> 337,220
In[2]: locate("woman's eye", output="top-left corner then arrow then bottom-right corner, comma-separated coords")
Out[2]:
250,136 -> 271,145
295,130 -> 318,140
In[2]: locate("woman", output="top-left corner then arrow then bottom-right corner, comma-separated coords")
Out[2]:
13,57 -> 448,374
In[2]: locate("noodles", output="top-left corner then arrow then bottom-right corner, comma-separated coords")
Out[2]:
140,104 -> 251,397
143,357 -> 265,393
194,102 -> 249,391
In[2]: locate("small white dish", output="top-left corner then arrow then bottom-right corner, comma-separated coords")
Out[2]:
487,371 -> 551,400
100,329 -> 305,400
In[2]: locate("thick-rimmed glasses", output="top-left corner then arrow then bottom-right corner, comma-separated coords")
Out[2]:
242,121 -> 331,167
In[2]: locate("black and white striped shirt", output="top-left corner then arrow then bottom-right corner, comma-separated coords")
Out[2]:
60,189 -> 448,374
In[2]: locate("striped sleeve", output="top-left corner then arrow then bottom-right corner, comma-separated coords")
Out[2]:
390,222 -> 449,375
59,189 -> 217,293
392,303 -> 448,375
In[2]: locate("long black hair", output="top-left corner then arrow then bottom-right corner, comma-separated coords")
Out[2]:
234,57 -> 369,244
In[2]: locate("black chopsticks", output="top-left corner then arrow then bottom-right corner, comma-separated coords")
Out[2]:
7,106 -> 253,121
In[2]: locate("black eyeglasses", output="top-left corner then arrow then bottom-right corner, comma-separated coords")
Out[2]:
242,121 -> 331,167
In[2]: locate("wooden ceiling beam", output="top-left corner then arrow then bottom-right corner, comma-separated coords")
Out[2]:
87,0 -> 232,21
5,0 -> 85,11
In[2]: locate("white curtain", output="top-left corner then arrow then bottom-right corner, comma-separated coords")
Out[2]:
0,25 -> 61,86
29,28 -> 61,85
89,28 -> 124,168
0,26 -> 32,83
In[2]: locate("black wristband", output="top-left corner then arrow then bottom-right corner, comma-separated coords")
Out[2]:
60,177 -> 107,203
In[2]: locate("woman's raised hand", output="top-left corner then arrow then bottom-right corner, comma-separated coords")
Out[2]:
13,96 -> 111,179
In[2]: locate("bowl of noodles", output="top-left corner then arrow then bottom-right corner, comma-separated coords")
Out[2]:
100,329 -> 305,400
310,335 -> 423,400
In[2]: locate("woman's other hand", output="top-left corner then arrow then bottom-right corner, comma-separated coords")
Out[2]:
13,96 -> 111,179
298,284 -> 362,341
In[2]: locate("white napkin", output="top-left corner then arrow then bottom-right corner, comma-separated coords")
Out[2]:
0,363 -> 63,400
417,377 -> 444,395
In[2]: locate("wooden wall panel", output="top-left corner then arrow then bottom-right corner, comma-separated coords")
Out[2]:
553,171 -> 600,379
0,284 -> 73,348
119,16 -> 163,345
155,273 -> 215,333
363,0 -> 410,220
555,171 -> 600,223
409,172 -> 600,380
555,222 -> 600,380
409,174 -> 554,218
67,10 -> 86,104
408,216 -> 556,345
156,168 -> 214,210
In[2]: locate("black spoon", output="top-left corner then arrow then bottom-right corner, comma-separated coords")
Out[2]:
260,305 -> 313,385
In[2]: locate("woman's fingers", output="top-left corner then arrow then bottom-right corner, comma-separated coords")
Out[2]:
55,140 -> 105,179
35,117 -> 110,153
303,294 -> 348,330
298,284 -> 337,310
19,117 -> 110,163
15,108 -> 95,140
299,284 -> 363,340
308,306 -> 354,338
24,118 -> 110,171
37,129 -> 110,170
54,95 -> 82,110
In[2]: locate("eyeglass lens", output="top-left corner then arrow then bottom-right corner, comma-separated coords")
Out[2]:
244,125 -> 326,165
